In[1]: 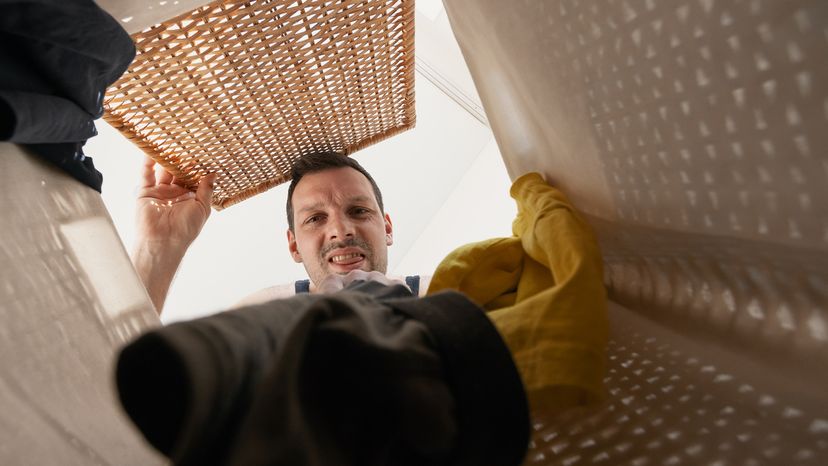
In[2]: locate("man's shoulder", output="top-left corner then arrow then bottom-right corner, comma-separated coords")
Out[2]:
405,274 -> 430,297
234,282 -> 297,308
397,274 -> 431,297
416,274 -> 431,297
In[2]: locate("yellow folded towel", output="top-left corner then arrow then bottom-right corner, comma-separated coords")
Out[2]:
428,172 -> 608,413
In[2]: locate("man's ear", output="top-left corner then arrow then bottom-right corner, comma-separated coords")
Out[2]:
384,213 -> 393,246
287,229 -> 303,263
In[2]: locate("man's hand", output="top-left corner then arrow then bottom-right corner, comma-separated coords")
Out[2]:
136,156 -> 216,248
132,157 -> 216,314
317,270 -> 409,294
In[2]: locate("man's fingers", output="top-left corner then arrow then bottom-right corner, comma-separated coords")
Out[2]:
340,270 -> 409,290
158,167 -> 174,185
140,156 -> 156,188
318,274 -> 346,294
196,174 -> 216,208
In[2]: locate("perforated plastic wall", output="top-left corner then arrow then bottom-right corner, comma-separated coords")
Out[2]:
528,303 -> 827,465
0,144 -> 163,465
445,0 -> 828,464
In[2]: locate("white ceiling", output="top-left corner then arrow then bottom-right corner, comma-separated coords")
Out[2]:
89,3 -> 516,322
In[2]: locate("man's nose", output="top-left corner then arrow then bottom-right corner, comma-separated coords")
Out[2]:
327,214 -> 355,240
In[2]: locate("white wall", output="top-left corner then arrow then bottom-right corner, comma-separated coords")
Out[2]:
393,137 -> 517,276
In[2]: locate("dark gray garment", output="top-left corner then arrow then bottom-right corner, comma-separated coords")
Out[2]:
117,282 -> 529,466
0,0 -> 135,191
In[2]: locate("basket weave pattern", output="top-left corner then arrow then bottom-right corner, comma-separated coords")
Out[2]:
104,0 -> 415,209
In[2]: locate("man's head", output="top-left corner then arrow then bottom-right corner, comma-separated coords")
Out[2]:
285,152 -> 393,286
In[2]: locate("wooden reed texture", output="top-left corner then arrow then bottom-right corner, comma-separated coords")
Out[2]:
104,0 -> 415,210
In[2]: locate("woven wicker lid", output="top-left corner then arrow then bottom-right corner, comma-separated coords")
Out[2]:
104,0 -> 415,209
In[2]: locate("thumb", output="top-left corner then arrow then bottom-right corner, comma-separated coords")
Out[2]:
196,174 -> 216,208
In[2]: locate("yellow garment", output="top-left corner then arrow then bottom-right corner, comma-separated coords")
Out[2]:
427,172 -> 608,413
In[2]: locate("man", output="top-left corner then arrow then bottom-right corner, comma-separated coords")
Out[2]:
124,152 -> 532,465
132,152 -> 429,315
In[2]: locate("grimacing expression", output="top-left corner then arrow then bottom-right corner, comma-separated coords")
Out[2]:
287,167 -> 393,287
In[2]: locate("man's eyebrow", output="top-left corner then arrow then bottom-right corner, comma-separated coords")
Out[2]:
297,196 -> 374,213
348,195 -> 374,205
298,202 -> 324,214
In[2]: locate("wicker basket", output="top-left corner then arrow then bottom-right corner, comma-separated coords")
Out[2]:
104,0 -> 415,209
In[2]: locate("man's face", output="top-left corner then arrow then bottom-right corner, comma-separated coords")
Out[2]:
287,166 -> 393,287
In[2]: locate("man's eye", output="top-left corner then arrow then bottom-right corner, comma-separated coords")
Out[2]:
351,207 -> 370,215
305,215 -> 323,224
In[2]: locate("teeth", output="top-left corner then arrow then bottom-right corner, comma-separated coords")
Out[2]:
331,253 -> 362,263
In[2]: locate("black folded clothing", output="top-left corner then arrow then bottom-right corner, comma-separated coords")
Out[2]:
0,0 -> 136,191
116,282 -> 529,466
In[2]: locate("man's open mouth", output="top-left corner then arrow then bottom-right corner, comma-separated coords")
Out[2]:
329,252 -> 365,265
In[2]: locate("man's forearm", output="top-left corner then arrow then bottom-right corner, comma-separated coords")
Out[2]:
131,240 -> 188,315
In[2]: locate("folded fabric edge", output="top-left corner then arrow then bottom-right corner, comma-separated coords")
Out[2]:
390,290 -> 531,466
